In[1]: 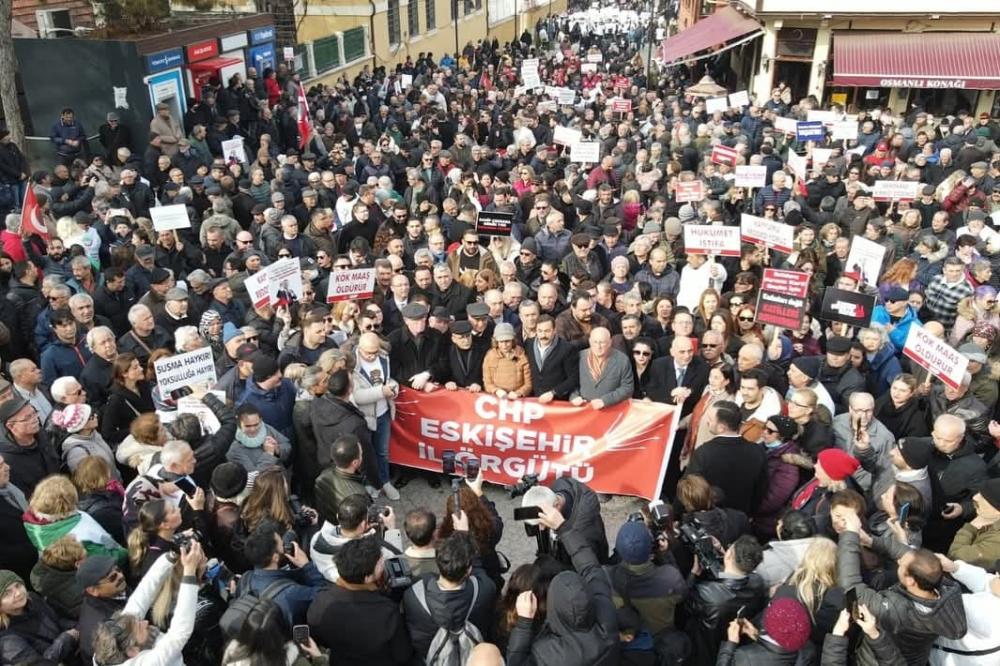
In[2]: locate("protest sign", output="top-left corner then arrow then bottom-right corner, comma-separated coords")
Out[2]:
796,121 -> 825,142
522,70 -> 541,88
774,117 -> 798,134
787,151 -> 808,177
710,144 -> 738,167
734,165 -> 767,188
675,181 -> 705,203
266,258 -> 304,308
537,100 -> 557,113
819,288 -> 876,328
845,235 -> 887,286
150,204 -> 191,232
570,141 -> 601,163
244,269 -> 270,310
754,268 -> 811,330
552,126 -> 581,146
154,347 -> 217,395
902,323 -> 970,390
282,47 -> 294,61
611,98 -> 632,113
476,210 -> 515,236
728,90 -> 750,108
327,268 -> 376,303
812,148 -> 833,168
221,137 -> 247,165
580,62 -> 597,74
705,96 -> 728,114
683,225 -> 741,256
390,388 -> 678,499
831,120 -> 859,141
556,88 -> 576,105
586,52 -> 603,63
521,58 -> 539,72
872,180 -> 921,202
807,110 -> 837,124
740,213 -> 795,253
401,73 -> 413,88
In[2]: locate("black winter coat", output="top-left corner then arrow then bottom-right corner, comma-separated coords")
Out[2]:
684,573 -> 767,666
0,595 -> 77,666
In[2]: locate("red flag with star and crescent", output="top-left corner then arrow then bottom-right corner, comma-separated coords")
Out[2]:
297,83 -> 313,151
21,186 -> 48,239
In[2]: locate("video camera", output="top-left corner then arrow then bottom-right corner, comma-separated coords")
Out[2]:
442,449 -> 481,479
678,518 -> 724,578
384,557 -> 412,590
289,495 -> 316,530
509,473 -> 539,499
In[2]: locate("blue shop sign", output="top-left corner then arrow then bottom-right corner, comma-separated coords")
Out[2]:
249,26 -> 276,45
248,43 -> 276,70
146,48 -> 184,74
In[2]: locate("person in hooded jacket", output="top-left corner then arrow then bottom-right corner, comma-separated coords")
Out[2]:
837,507 -> 967,665
754,415 -> 805,540
506,503 -> 619,666
520,476 -> 610,566
754,511 -> 818,589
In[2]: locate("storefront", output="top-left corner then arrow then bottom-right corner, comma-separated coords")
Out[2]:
827,31 -> 1000,115
186,38 -> 244,101
219,31 -> 250,82
247,26 -> 278,74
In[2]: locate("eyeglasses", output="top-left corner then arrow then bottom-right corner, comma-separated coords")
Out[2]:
730,300 -> 743,307
701,343 -> 718,348
633,350 -> 652,357
464,240 -> 479,245
739,316 -> 755,322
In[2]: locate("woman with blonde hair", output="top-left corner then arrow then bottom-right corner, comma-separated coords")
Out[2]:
773,537 -> 841,642
482,323 -> 532,398
22,475 -> 125,563
116,412 -> 168,474
858,325 -> 903,395
241,466 -> 317,544
951,284 -> 1000,346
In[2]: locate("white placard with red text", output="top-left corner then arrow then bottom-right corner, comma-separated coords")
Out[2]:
872,180 -> 921,202
244,270 -> 270,310
327,268 -> 376,303
675,181 -> 705,203
683,225 -> 741,257
741,213 -> 795,253
734,165 -> 767,188
902,323 -> 969,390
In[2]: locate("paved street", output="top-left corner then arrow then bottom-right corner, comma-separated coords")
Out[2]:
381,477 -> 646,567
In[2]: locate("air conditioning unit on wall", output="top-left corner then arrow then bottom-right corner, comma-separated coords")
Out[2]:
36,9 -> 73,38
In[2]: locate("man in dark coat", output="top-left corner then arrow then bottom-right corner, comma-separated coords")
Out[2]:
434,320 -> 487,390
310,368 -> 378,489
524,314 -> 580,401
647,336 -> 710,418
809,335 -> 865,414
684,401 -> 769,515
0,397 -> 60,494
430,265 -> 475,319
0,452 -> 36,582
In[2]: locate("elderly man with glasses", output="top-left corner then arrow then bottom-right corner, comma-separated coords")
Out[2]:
0,397 -> 59,493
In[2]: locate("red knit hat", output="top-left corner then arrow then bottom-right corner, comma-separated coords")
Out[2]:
763,598 -> 812,652
818,448 -> 860,482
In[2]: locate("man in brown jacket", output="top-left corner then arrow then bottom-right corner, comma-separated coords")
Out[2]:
149,103 -> 184,157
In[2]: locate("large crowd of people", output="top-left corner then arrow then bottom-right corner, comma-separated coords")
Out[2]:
0,0 -> 999,664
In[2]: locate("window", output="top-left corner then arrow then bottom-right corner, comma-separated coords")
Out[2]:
475,0 -> 481,10
464,0 -> 473,15
388,0 -> 401,45
408,0 -> 419,36
488,0 -> 513,24
343,27 -> 366,63
426,0 -> 436,31
313,35 -> 340,73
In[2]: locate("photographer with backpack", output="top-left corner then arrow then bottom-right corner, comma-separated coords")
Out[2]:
402,511 -> 498,663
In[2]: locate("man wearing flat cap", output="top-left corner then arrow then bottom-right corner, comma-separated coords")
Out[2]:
437,320 -> 487,391
77,555 -> 128,663
387,302 -> 441,392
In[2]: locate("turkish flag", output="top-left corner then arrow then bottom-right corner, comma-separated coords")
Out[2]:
296,84 -> 313,151
21,186 -> 48,239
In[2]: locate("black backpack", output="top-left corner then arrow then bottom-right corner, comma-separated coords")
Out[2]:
219,574 -> 296,639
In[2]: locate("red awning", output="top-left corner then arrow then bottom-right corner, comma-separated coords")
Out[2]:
661,7 -> 762,65
832,32 -> 1000,90
188,56 -> 243,72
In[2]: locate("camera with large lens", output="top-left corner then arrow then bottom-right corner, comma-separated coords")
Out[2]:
678,519 -> 724,578
171,529 -> 203,552
289,495 -> 314,530
384,557 -> 412,589
509,473 -> 539,499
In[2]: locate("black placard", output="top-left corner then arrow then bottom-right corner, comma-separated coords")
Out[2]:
819,288 -> 876,328
476,210 -> 514,237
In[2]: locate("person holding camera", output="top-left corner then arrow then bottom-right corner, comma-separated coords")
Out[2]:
821,606 -> 903,665
307,536 -> 414,665
717,597 -> 815,665
683,534 -> 767,666
92,539 -> 206,666
521,475 -> 610,565
402,520 -> 498,661
310,493 -> 403,583
506,503 -> 619,666
237,519 -> 326,628
604,519 -> 689,664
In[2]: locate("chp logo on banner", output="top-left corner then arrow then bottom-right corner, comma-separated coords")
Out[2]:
819,288 -> 876,328
683,225 -> 741,257
389,388 -> 679,499
740,213 -> 795,253
902,323 -> 970,390
754,268 -> 811,330
327,268 -> 376,303
674,181 -> 705,203
710,144 -> 738,167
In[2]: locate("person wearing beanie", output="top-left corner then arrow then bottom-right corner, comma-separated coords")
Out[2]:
0,568 -> 80,664
753,415 -> 804,540
790,448 -> 861,537
948,478 -> 1000,570
604,519 -> 688,649
54,402 -> 122,482
208,462 -> 252,574
238,352 -> 296,438
718,597 -> 813,663
836,503 -> 966,666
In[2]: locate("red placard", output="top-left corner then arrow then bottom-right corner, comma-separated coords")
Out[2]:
754,268 -> 811,330
711,144 -> 739,167
611,98 -> 632,113
675,181 -> 705,203
186,39 -> 219,63
390,388 -> 678,499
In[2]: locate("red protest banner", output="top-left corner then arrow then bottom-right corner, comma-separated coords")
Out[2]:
754,268 -> 811,330
389,388 -> 678,499
611,98 -> 632,113
711,144 -> 738,167
675,181 -> 705,203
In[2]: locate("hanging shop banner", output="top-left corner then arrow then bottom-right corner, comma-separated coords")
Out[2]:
389,388 -> 679,499
902,323 -> 969,390
754,268 -> 811,330
819,288 -> 876,328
